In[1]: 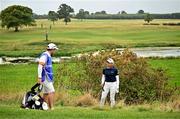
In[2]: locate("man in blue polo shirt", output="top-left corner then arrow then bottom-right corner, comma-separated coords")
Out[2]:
100,58 -> 120,108
38,43 -> 58,110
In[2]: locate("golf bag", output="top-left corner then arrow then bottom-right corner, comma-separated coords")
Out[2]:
21,83 -> 48,110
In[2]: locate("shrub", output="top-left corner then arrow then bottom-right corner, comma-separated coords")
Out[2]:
56,62 -> 90,92
57,49 -> 176,104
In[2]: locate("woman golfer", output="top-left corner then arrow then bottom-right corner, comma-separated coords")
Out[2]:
100,58 -> 120,108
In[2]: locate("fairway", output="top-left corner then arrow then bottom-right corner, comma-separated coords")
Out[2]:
0,19 -> 180,57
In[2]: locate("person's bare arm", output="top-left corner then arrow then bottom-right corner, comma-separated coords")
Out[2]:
37,58 -> 45,84
101,74 -> 105,87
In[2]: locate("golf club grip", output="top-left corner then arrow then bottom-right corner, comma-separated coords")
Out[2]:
31,83 -> 40,91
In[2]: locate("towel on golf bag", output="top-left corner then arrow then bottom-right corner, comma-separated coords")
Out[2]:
21,83 -> 48,110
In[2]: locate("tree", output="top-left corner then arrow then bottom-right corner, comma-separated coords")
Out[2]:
95,12 -> 101,15
76,9 -> 85,21
144,13 -> 153,23
121,10 -> 127,14
101,10 -> 107,14
138,10 -> 145,14
84,11 -> 90,16
76,9 -> 90,21
0,5 -> 35,32
95,10 -> 107,15
57,4 -> 74,25
48,11 -> 58,25
33,13 -> 49,19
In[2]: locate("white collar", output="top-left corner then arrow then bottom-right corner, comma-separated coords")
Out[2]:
45,51 -> 51,57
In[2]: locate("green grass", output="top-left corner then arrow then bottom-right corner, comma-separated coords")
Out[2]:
0,105 -> 180,119
0,59 -> 179,118
0,59 -> 179,102
149,58 -> 180,86
0,64 -> 59,93
0,19 -> 180,57
0,18 -> 180,119
0,63 -> 59,105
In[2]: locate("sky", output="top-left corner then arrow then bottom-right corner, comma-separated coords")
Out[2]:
0,0 -> 180,14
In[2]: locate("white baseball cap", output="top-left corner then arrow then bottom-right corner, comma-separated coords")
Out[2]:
107,58 -> 114,64
47,43 -> 58,50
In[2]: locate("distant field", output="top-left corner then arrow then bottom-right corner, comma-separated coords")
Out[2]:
0,19 -> 180,57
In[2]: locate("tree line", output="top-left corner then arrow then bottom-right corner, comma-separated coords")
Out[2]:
34,13 -> 180,20
45,9 -> 180,20
1,4 -> 180,31
75,9 -> 180,20
33,9 -> 180,20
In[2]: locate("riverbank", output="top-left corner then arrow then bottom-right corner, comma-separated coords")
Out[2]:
0,47 -> 180,64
